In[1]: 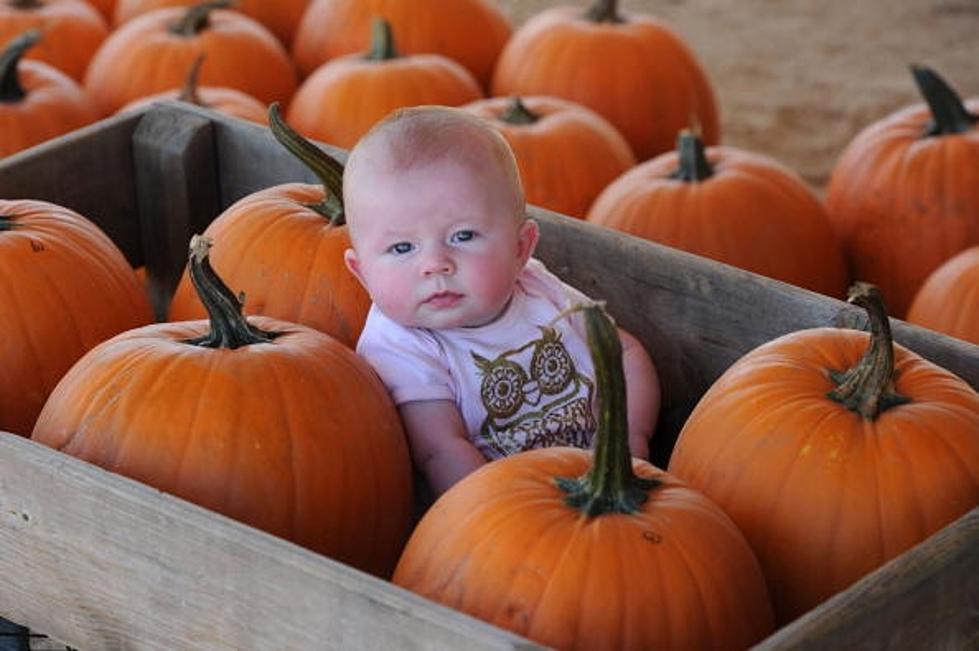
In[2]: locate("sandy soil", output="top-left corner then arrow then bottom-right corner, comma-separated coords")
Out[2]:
495,0 -> 979,191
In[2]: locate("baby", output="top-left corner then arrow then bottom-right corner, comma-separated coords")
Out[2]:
343,106 -> 661,497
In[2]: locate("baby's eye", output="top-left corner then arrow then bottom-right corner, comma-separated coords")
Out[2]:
451,230 -> 476,244
387,242 -> 413,255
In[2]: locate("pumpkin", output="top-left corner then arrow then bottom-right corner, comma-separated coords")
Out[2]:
0,30 -> 98,157
117,54 -> 268,124
668,282 -> 979,624
82,0 -> 298,116
587,130 -> 848,297
0,198 -> 152,437
825,66 -> 979,318
84,0 -> 115,20
461,96 -> 636,219
292,0 -> 510,90
491,0 -> 718,162
112,0 -> 309,46
906,246 -> 979,346
394,303 -> 774,650
167,104 -> 369,348
33,235 -> 413,577
286,18 -> 482,151
0,0 -> 108,81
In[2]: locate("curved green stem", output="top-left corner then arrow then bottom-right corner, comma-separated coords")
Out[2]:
669,130 -> 714,182
499,97 -> 540,125
268,102 -> 345,224
182,235 -> 280,349
0,30 -> 41,103
911,65 -> 977,137
178,54 -> 206,106
827,282 -> 911,419
555,303 -> 658,517
170,0 -> 232,37
366,18 -> 398,61
583,0 -> 623,23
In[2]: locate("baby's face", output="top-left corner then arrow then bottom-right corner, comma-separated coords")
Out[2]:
345,158 -> 537,329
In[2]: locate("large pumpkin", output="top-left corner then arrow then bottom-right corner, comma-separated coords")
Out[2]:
0,0 -> 108,81
292,0 -> 510,90
82,0 -> 297,116
668,283 -> 979,624
286,18 -> 482,151
906,245 -> 979,346
33,235 -> 413,578
0,199 -> 152,436
461,95 -> 636,219
394,304 -> 774,650
587,130 -> 848,297
168,105 -> 369,348
825,66 -> 979,318
0,30 -> 98,157
491,0 -> 718,162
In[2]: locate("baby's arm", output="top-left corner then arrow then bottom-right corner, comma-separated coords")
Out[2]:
618,327 -> 661,461
398,399 -> 487,497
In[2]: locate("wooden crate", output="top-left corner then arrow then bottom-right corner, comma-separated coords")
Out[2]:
0,102 -> 976,650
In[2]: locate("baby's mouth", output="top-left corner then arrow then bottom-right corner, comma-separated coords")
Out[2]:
424,291 -> 463,308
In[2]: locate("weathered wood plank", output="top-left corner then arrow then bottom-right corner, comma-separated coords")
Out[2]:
0,434 -> 542,651
0,113 -> 143,266
753,507 -> 979,650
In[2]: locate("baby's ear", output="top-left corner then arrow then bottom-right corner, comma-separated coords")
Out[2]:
518,218 -> 540,263
344,248 -> 367,287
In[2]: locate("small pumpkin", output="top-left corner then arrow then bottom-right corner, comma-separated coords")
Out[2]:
167,104 -> 369,348
461,95 -> 636,219
668,282 -> 979,624
83,0 -> 298,116
825,65 -> 979,318
117,54 -> 268,124
906,245 -> 979,346
0,0 -> 108,81
0,198 -> 153,436
286,18 -> 482,150
0,30 -> 98,157
292,0 -> 510,90
394,303 -> 774,650
33,235 -> 413,578
491,0 -> 718,161
587,130 -> 848,297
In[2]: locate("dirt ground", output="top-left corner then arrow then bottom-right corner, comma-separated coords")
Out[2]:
496,0 -> 979,191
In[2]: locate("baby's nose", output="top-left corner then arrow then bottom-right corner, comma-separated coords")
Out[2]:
422,251 -> 455,275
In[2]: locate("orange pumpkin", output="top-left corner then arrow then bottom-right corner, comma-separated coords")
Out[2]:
461,96 -> 636,219
286,19 -> 482,150
0,30 -> 98,157
33,235 -> 413,578
0,0 -> 108,81
168,105 -> 369,348
668,283 -> 979,624
0,198 -> 153,437
394,304 -> 774,650
491,0 -> 718,162
83,0 -> 298,116
292,0 -> 509,90
112,0 -> 309,46
825,66 -> 979,318
117,54 -> 268,124
587,130 -> 848,297
906,246 -> 979,346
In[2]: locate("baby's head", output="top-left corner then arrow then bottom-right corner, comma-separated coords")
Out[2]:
344,106 -> 539,330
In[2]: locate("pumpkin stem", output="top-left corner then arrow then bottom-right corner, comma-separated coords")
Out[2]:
182,235 -> 280,349
170,0 -> 232,38
499,97 -> 540,125
911,65 -> 978,137
0,30 -> 41,104
669,130 -> 714,182
268,102 -> 345,225
827,282 -> 911,419
177,54 -> 206,106
583,0 -> 623,23
366,18 -> 398,61
554,302 -> 658,517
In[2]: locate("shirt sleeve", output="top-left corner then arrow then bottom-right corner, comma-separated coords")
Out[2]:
355,306 -> 455,405
520,257 -> 599,334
